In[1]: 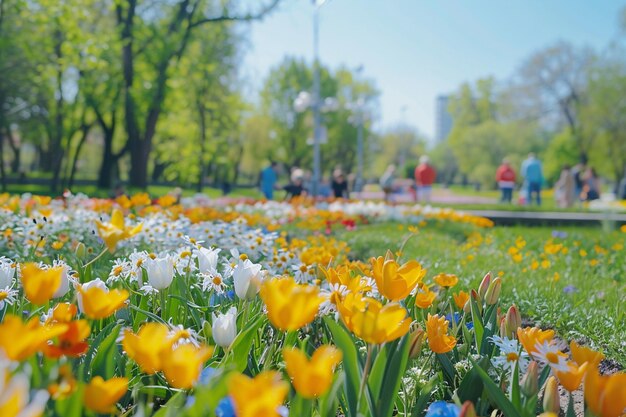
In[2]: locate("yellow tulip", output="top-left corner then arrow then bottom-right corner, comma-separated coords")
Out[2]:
96,209 -> 143,252
283,345 -> 342,398
516,327 -> 554,356
122,323 -> 173,374
370,256 -> 426,301
555,361 -> 587,392
49,303 -> 78,323
453,290 -> 469,310
415,286 -> 437,309
584,368 -> 626,417
0,315 -> 67,361
426,314 -> 457,354
570,340 -> 604,367
77,285 -> 129,319
83,376 -> 128,414
160,344 -> 213,389
433,273 -> 458,288
20,263 -> 62,305
228,371 -> 289,417
338,295 -> 411,344
260,277 -> 323,331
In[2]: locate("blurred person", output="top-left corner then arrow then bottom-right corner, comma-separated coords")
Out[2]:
318,177 -> 332,198
521,153 -> 543,205
580,167 -> 600,202
414,155 -> 436,203
380,164 -> 396,202
331,169 -> 349,199
554,165 -> 575,208
259,161 -> 279,200
284,168 -> 305,200
571,155 -> 588,201
495,158 -> 516,203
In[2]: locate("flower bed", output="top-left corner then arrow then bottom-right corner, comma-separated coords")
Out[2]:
0,192 -> 624,417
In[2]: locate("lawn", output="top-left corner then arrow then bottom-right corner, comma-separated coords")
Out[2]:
336,222 -> 626,365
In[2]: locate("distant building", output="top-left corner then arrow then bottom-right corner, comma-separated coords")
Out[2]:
435,95 -> 453,143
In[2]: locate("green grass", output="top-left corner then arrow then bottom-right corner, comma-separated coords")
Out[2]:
336,222 -> 626,365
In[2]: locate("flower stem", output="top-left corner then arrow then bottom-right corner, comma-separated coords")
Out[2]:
83,247 -> 108,269
160,290 -> 167,321
357,344 -> 374,412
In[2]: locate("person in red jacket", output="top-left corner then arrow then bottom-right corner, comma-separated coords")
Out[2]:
414,155 -> 436,202
495,158 -> 516,203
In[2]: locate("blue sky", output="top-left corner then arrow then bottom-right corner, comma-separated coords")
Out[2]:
242,0 -> 624,139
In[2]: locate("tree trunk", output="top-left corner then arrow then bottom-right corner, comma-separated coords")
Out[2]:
0,129 -> 6,192
196,101 -> 207,192
68,124 -> 92,189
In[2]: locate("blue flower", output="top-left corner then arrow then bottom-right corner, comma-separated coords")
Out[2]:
445,312 -> 473,330
563,285 -> 578,294
425,401 -> 460,417
216,396 -> 236,417
198,366 -> 217,385
185,395 -> 196,407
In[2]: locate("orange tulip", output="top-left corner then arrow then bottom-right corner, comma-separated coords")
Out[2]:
584,368 -> 626,417
516,327 -> 554,356
555,361 -> 587,392
426,314 -> 457,354
83,376 -> 128,414
453,291 -> 469,310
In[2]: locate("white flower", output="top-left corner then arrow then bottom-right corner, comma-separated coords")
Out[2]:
489,336 -> 530,374
51,261 -> 71,298
232,259 -> 263,300
0,287 -> 18,309
197,247 -> 220,274
533,340 -> 569,372
143,256 -> 175,290
0,261 -> 15,289
212,307 -> 237,348
200,272 -> 226,294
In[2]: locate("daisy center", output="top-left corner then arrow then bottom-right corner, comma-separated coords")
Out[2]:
506,352 -> 519,362
0,291 -> 8,301
546,352 -> 560,364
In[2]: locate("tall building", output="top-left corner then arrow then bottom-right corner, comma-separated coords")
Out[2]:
435,95 -> 453,143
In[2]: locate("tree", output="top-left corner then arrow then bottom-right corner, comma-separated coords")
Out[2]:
515,41 -> 594,154
582,49 -> 626,185
370,125 -> 427,179
115,0 -> 280,188
260,58 -> 379,179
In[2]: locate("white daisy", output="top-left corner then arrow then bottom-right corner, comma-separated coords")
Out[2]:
533,340 -> 569,372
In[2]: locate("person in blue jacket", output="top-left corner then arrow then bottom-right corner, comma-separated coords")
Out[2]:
521,153 -> 544,205
259,161 -> 278,200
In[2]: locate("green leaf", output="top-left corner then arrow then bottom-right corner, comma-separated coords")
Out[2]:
436,353 -> 457,385
411,375 -> 438,417
91,324 -> 121,379
511,359 -> 521,409
470,296 -> 484,352
377,335 -> 411,417
368,344 -> 388,399
469,358 -> 522,417
319,373 -> 345,417
82,321 -> 119,380
223,314 -> 265,372
457,365 -> 484,403
153,391 -> 186,417
324,317 -> 361,417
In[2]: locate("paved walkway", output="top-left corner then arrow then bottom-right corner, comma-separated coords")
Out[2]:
465,209 -> 626,226
355,188 -> 498,205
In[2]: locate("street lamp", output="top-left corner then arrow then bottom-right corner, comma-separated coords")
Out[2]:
292,0 -> 336,198
348,97 -> 368,193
